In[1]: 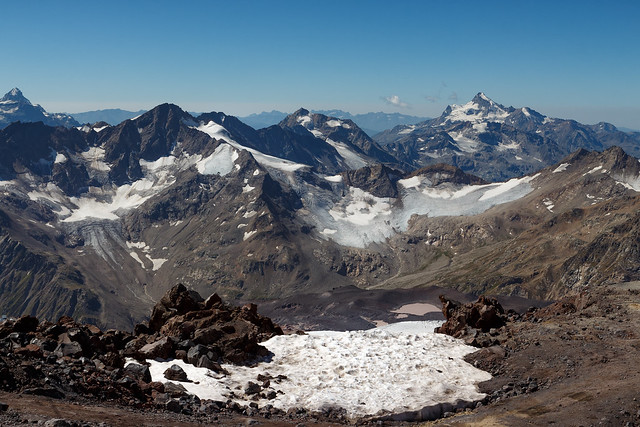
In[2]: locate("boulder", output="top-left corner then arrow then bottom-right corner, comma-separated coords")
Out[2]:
148,284 -> 204,332
138,336 -> 174,360
53,341 -> 83,358
124,363 -> 152,383
163,364 -> 189,382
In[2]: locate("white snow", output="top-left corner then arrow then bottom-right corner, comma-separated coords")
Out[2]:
543,198 -> 554,212
325,138 -> 368,169
324,174 -> 343,183
583,165 -> 603,176
497,140 -> 520,151
472,122 -> 488,133
62,178 -> 168,222
398,125 -> 416,135
142,321 -> 490,418
297,115 -> 312,127
196,144 -> 239,176
93,125 -> 108,133
126,241 -> 167,271
243,230 -> 257,241
139,156 -> 176,171
449,131 -> 480,153
151,258 -> 168,271
552,163 -> 570,173
129,252 -> 146,269
443,97 -> 510,124
397,176 -> 423,189
326,119 -> 342,127
54,153 -> 67,164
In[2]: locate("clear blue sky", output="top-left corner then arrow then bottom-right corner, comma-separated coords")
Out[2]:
2,0 -> 639,129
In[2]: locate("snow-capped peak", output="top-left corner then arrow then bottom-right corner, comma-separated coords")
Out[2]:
0,87 -> 31,104
440,92 -> 510,124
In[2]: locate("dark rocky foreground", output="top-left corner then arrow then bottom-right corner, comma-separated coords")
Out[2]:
0,285 -> 336,426
2,283 -> 640,426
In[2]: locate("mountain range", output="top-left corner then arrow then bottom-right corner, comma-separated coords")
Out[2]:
375,92 -> 640,181
71,108 -> 147,125
238,110 -> 429,135
1,88 -> 640,331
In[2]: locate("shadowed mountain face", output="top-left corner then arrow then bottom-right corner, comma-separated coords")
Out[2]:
1,93 -> 640,330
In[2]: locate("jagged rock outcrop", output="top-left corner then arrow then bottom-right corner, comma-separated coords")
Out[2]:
435,295 -> 510,347
0,284 -> 282,414
142,284 -> 283,364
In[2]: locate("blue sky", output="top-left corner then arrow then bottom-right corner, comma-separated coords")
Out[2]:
2,0 -> 639,129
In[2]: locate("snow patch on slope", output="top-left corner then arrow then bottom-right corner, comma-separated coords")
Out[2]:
143,321 -> 490,418
302,174 -> 538,247
196,144 -> 239,176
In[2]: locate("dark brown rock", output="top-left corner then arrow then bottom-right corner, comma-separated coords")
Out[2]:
436,295 -> 506,341
163,364 -> 189,382
12,315 -> 39,333
138,336 -> 173,360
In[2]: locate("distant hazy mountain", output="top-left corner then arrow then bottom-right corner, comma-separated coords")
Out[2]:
71,108 -> 147,125
238,110 -> 288,129
0,88 -> 79,129
313,110 -> 429,135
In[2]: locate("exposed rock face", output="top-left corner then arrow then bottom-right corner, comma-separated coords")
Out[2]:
435,295 -> 508,346
406,163 -> 487,186
340,164 -> 402,198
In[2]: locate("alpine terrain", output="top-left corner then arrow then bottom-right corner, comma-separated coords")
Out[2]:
2,88 -> 640,425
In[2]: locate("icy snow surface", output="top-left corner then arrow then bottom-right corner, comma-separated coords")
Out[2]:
325,138 -> 368,169
196,143 -> 239,176
143,321 -> 490,418
303,174 -> 539,247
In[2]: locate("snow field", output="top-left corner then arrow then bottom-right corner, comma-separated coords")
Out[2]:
305,174 -> 539,247
143,321 -> 491,418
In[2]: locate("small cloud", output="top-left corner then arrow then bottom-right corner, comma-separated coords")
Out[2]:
382,95 -> 409,108
425,95 -> 440,103
448,92 -> 458,102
